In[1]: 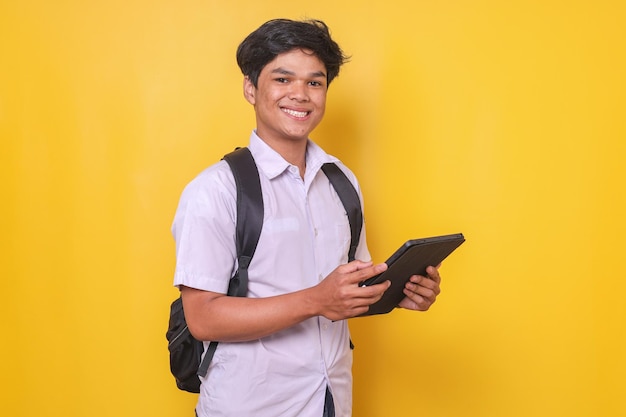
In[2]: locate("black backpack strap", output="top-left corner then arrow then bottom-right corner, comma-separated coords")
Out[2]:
197,147 -> 264,378
198,340 -> 217,378
321,163 -> 363,262
223,147 -> 264,298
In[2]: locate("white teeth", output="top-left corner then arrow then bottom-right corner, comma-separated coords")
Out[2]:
282,108 -> 308,118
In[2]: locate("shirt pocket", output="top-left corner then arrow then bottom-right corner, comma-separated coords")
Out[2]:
315,216 -> 350,270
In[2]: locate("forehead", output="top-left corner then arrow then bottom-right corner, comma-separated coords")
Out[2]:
261,48 -> 327,76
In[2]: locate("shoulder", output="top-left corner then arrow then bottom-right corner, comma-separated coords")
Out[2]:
324,159 -> 362,194
174,160 -> 238,220
333,161 -> 358,182
180,160 -> 235,202
307,140 -> 362,189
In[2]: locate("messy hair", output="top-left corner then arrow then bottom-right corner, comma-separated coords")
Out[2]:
236,18 -> 350,87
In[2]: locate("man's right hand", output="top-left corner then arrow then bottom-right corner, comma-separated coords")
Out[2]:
313,260 -> 390,321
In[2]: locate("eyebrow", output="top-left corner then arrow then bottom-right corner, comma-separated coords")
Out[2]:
270,67 -> 327,79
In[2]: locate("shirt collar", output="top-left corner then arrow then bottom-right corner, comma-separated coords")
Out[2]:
247,130 -> 339,181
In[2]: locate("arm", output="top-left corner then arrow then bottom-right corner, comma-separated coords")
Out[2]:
398,264 -> 441,311
182,260 -> 390,342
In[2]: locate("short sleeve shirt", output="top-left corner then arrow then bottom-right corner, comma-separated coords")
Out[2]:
172,131 -> 370,417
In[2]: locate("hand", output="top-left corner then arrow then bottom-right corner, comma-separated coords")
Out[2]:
398,265 -> 441,311
314,260 -> 390,321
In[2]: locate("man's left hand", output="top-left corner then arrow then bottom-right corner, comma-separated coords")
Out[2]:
397,265 -> 441,311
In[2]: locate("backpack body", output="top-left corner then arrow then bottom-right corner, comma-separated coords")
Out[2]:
166,297 -> 205,392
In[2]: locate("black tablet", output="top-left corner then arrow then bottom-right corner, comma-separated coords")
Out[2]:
358,233 -> 465,316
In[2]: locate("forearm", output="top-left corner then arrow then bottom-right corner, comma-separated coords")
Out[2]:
181,285 -> 321,342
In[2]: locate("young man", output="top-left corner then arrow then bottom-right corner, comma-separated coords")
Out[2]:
172,18 -> 442,417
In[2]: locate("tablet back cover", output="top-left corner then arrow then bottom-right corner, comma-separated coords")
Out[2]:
359,233 -> 465,316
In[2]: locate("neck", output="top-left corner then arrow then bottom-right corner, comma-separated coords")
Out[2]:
258,134 -> 308,178
280,145 -> 307,174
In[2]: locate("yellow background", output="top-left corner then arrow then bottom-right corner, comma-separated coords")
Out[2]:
2,1 -> 625,416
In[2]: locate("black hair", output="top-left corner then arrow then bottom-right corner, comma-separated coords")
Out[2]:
236,18 -> 350,87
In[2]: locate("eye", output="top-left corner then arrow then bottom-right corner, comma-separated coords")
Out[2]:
309,80 -> 324,87
275,77 -> 289,83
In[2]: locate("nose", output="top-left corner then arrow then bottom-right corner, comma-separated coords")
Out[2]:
288,82 -> 309,102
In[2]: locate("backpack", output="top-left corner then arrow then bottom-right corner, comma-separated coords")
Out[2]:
166,147 -> 363,393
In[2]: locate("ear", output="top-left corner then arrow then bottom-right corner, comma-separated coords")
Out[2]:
243,76 -> 256,105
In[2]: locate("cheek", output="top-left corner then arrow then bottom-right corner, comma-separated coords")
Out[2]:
314,92 -> 327,110
314,98 -> 326,118
258,90 -> 283,108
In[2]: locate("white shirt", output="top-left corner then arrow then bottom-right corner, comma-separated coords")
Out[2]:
172,131 -> 370,417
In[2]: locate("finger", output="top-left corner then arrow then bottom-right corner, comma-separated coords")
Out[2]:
406,276 -> 440,296
365,280 -> 391,296
336,281 -> 390,317
346,262 -> 388,285
349,280 -> 390,303
401,290 -> 431,311
426,265 -> 441,284
339,260 -> 373,273
407,283 -> 438,302
408,274 -> 438,289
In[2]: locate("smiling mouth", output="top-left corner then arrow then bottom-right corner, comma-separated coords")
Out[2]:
281,108 -> 310,118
